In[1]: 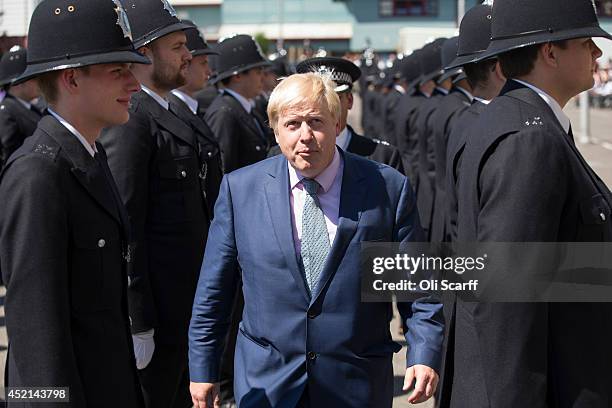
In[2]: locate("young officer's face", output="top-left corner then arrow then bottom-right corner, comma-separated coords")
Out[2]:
184,55 -> 210,92
276,100 -> 339,178
555,38 -> 603,95
78,63 -> 140,126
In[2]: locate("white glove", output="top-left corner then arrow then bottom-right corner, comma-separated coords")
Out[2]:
132,329 -> 155,370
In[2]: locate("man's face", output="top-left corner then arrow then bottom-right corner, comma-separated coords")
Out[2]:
277,100 -> 339,178
262,70 -> 279,93
22,79 -> 41,101
555,38 -> 603,95
150,31 -> 192,91
77,63 -> 140,127
239,67 -> 265,98
337,91 -> 353,130
184,54 -> 210,92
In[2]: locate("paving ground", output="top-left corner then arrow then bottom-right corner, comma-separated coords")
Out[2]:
0,95 -> 608,408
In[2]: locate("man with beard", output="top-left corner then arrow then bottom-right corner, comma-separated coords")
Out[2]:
206,35 -> 273,173
99,1 -> 207,407
0,46 -> 43,168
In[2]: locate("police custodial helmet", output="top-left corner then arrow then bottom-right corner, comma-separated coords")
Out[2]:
438,37 -> 463,83
182,20 -> 218,57
16,0 -> 150,84
419,38 -> 447,86
481,0 -> 612,59
210,34 -> 270,84
446,4 -> 494,70
0,46 -> 28,87
296,57 -> 361,93
122,0 -> 192,49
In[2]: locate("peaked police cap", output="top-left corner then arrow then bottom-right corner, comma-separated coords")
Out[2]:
183,20 -> 218,56
16,0 -> 150,84
0,47 -> 28,86
447,4 -> 494,70
296,57 -> 361,93
122,0 -> 192,48
419,38 -> 446,85
482,0 -> 612,59
210,35 -> 270,84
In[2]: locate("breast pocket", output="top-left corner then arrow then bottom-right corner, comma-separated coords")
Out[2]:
70,224 -> 121,313
153,156 -> 198,223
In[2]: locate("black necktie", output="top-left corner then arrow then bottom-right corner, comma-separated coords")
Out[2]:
568,125 -> 576,146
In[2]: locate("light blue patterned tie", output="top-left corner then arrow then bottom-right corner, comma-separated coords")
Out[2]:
301,178 -> 331,294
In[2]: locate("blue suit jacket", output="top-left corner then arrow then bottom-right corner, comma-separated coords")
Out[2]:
189,150 -> 444,407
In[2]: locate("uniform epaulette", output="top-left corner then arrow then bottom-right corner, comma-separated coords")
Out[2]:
32,142 -> 59,160
372,138 -> 390,146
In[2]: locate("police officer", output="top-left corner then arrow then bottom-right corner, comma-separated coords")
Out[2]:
394,50 -> 426,181
253,54 -> 291,122
99,1 -> 205,406
0,1 -> 149,406
205,35 -> 273,173
0,47 -> 43,167
413,38 -> 447,239
428,37 -> 473,243
454,0 -> 612,406
381,59 -> 407,146
444,3 -> 505,243
169,21 -> 224,214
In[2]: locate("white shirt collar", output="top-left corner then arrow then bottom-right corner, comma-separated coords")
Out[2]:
13,95 -> 32,110
436,86 -> 450,96
142,85 -> 169,110
223,88 -> 252,114
336,127 -> 352,151
171,89 -> 198,115
47,108 -> 98,158
455,86 -> 474,102
513,79 -> 571,133
288,146 -> 341,193
473,96 -> 491,105
394,84 -> 406,95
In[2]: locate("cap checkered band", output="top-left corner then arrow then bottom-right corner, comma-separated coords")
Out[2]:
313,65 -> 353,85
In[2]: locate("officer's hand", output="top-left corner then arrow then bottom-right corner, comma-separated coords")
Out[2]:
402,364 -> 439,404
132,329 -> 155,370
190,382 -> 220,408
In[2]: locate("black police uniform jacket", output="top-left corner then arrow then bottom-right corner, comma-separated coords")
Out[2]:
414,89 -> 446,238
168,92 -> 224,216
0,116 -> 143,408
0,94 -> 43,167
429,88 -> 471,243
100,90 -> 210,346
361,87 -> 378,138
266,125 -> 405,175
394,90 -> 427,184
382,87 -> 403,146
205,90 -> 272,173
453,80 -> 612,408
194,85 -> 220,117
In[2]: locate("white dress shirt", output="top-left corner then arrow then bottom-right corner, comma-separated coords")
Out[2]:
171,89 -> 198,115
223,88 -> 253,114
473,96 -> 492,105
335,127 -> 352,151
14,96 -> 32,110
288,147 -> 344,258
394,84 -> 406,95
455,86 -> 474,103
47,108 -> 97,157
142,85 -> 169,110
513,79 -> 571,133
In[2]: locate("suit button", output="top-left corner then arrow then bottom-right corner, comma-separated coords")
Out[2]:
180,170 -> 187,178
255,145 -> 262,151
307,351 -> 317,360
600,212 -> 607,222
207,151 -> 212,157
98,239 -> 106,248
307,312 -> 317,319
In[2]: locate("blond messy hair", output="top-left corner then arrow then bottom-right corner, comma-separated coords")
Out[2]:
267,72 -> 341,132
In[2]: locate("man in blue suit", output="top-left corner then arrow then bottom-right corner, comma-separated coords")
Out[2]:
189,72 -> 444,407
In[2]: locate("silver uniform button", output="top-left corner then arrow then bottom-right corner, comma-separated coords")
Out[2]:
98,239 -> 106,248
180,170 -> 187,178
600,212 -> 607,222
207,151 -> 212,157
255,145 -> 262,151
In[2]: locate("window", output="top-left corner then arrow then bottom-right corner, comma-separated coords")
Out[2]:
379,0 -> 439,17
595,0 -> 612,17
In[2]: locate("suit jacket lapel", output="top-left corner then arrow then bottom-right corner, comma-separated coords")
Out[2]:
311,151 -> 366,305
264,156 -> 311,303
38,116 -> 121,225
136,92 -> 197,148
